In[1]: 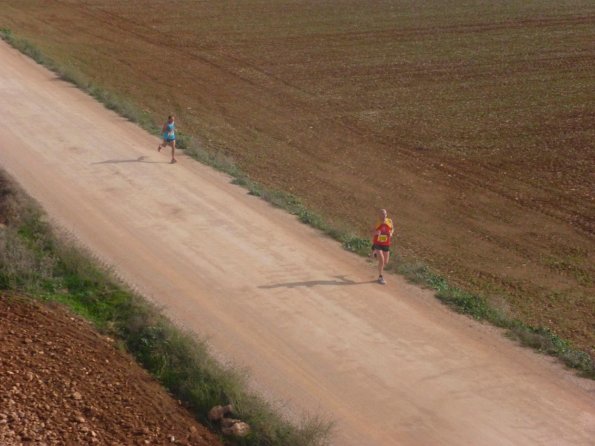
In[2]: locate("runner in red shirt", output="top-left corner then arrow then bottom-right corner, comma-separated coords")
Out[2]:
371,209 -> 394,285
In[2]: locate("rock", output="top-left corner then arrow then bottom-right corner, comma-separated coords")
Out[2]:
220,418 -> 238,428
221,420 -> 250,437
72,391 -> 82,400
83,406 -> 98,417
207,404 -> 233,421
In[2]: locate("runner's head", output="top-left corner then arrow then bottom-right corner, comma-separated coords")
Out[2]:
168,115 -> 174,122
379,208 -> 387,219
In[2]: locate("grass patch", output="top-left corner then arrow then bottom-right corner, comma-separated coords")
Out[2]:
507,323 -> 594,375
393,262 -> 594,378
393,262 -> 505,323
1,28 -> 592,379
0,172 -> 332,445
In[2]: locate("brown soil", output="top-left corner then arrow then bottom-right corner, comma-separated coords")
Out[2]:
0,1 -> 593,355
0,294 -> 222,446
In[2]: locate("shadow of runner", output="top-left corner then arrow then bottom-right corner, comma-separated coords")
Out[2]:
259,275 -> 376,289
92,156 -> 169,164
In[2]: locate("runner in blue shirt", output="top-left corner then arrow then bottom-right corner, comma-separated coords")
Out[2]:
158,115 -> 177,164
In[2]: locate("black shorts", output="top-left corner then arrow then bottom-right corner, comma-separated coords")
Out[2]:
372,244 -> 390,252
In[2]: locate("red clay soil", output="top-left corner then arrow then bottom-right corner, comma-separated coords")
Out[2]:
0,294 -> 222,446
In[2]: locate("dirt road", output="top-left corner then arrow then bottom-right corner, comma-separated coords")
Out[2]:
0,41 -> 593,446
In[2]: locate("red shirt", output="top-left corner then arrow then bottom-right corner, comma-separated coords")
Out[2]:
373,219 -> 393,246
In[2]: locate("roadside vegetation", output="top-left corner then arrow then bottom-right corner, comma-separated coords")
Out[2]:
1,28 -> 593,380
0,171 -> 331,445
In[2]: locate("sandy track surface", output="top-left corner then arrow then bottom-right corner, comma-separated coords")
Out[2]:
0,41 -> 593,446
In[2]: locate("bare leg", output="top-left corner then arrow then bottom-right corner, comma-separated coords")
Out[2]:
376,250 -> 389,284
171,140 -> 177,163
376,250 -> 385,277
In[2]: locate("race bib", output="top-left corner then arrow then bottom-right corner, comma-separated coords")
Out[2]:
378,235 -> 388,243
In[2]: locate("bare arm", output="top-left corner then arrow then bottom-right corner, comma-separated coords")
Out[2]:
371,224 -> 379,238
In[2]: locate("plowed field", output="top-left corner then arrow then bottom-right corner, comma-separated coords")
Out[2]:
1,0 -> 593,355
0,294 -> 221,446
